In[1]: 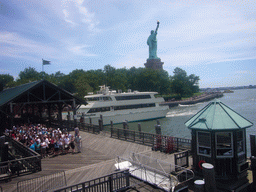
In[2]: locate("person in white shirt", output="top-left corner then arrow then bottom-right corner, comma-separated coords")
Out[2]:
75,134 -> 82,153
41,138 -> 47,158
64,135 -> 70,153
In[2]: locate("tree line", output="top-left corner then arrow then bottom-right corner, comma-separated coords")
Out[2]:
0,65 -> 199,100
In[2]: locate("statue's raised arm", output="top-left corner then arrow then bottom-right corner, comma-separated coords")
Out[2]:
155,21 -> 160,34
147,21 -> 160,59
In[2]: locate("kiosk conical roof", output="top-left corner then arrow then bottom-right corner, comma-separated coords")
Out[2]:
185,99 -> 253,130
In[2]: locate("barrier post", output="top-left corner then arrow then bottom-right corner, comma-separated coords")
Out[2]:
202,163 -> 217,192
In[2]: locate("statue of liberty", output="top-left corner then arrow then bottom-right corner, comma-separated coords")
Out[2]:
147,21 -> 160,60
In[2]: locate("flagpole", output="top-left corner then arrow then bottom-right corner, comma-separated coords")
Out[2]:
42,59 -> 45,79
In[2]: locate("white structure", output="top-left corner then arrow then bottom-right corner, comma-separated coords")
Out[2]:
115,153 -> 194,191
77,85 -> 169,125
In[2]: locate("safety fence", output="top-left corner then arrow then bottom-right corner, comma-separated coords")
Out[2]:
61,120 -> 101,134
174,150 -> 189,172
110,127 -> 191,153
77,122 -> 101,134
17,171 -> 66,192
53,170 -> 130,192
2,135 -> 41,177
116,152 -> 194,191
61,120 -> 191,153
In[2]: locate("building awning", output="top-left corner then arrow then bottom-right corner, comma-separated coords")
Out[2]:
0,79 -> 86,108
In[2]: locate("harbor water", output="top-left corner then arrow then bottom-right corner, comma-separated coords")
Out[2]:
107,89 -> 256,156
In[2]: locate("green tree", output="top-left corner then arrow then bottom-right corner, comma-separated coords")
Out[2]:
110,68 -> 128,91
18,67 -> 40,80
170,67 -> 199,98
104,64 -> 116,87
58,75 -> 76,93
0,74 -> 14,91
129,68 -> 171,95
15,67 -> 41,85
75,76 -> 93,99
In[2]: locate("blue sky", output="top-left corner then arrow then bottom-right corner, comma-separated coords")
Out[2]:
1,0 -> 255,88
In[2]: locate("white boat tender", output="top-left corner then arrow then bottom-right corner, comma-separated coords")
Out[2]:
77,85 -> 169,125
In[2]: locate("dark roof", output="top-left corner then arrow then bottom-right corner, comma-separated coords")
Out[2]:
0,79 -> 86,107
185,99 -> 253,130
0,81 -> 39,107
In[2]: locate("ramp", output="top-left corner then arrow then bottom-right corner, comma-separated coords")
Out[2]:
115,152 -> 194,191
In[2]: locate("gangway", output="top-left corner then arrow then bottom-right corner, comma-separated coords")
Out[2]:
115,152 -> 194,192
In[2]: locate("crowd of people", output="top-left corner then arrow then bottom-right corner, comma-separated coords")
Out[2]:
5,124 -> 82,158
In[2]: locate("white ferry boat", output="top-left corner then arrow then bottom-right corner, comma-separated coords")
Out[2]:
77,85 -> 169,125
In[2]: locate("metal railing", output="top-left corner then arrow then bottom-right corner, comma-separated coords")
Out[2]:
0,156 -> 41,177
62,120 -> 191,153
53,170 -> 130,192
17,171 -> 66,192
61,120 -> 101,134
116,152 -> 194,192
110,127 -> 191,153
174,151 -> 189,172
2,135 -> 41,177
77,122 -> 101,134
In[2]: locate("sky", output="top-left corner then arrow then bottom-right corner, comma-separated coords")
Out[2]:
0,0 -> 255,88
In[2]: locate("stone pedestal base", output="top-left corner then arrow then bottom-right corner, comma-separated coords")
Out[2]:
144,59 -> 164,70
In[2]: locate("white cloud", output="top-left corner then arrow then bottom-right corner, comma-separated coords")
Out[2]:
0,31 -> 57,59
69,45 -> 97,56
74,0 -> 100,32
63,9 -> 77,26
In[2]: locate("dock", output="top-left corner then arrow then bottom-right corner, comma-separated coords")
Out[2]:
161,92 -> 223,107
1,131 -> 192,192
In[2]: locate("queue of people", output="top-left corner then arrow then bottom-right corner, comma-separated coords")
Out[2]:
5,124 -> 82,158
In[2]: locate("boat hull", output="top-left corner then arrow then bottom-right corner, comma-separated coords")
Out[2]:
82,108 -> 169,125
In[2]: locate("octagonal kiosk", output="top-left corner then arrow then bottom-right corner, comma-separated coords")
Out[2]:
185,99 -> 253,191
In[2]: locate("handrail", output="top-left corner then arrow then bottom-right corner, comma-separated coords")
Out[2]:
4,134 -> 40,157
1,134 -> 41,176
17,171 -> 66,192
111,127 -> 191,143
117,152 -> 194,191
0,155 -> 40,166
110,127 -> 191,153
53,169 -> 130,192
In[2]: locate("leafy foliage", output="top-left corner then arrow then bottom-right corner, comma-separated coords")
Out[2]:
1,65 -> 200,100
170,67 -> 200,98
0,74 -> 14,91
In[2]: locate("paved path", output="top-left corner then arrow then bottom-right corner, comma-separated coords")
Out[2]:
0,131 -> 188,192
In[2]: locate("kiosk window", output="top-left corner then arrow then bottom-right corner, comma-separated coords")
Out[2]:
237,130 -> 245,153
197,131 -> 211,157
237,130 -> 246,162
216,132 -> 233,158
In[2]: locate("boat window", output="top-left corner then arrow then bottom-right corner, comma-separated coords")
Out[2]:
114,103 -> 155,110
216,132 -> 233,158
87,97 -> 112,101
102,96 -> 112,101
87,97 -> 99,101
88,107 -> 110,113
115,94 -> 151,101
197,131 -> 211,157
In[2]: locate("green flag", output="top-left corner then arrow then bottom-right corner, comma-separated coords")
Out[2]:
42,59 -> 51,65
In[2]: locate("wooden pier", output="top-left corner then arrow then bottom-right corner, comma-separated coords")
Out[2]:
1,131 -> 192,192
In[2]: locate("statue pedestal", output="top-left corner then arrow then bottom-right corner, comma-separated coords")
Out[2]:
144,59 -> 164,70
